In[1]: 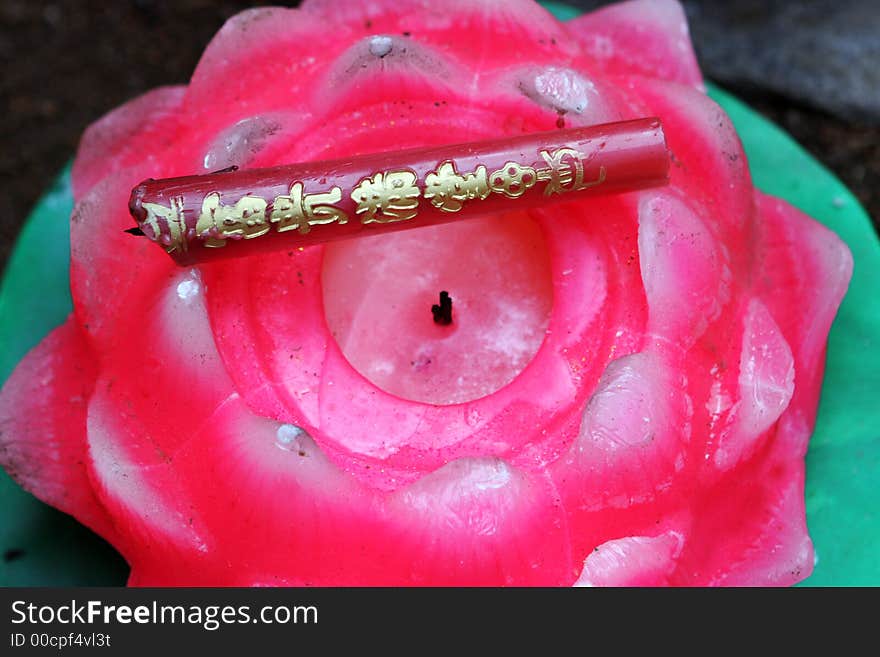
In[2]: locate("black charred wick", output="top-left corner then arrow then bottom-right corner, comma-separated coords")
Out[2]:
432,290 -> 453,326
124,226 -> 145,236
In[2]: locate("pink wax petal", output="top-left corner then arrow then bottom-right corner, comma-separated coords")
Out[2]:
633,78 -> 754,254
674,423 -> 815,586
711,298 -> 795,471
71,86 -> 186,199
186,8 -> 334,121
157,397 -> 379,586
752,193 -> 854,419
301,0 -> 578,63
88,267 -> 237,460
384,459 -> 573,585
86,387 -> 214,578
566,0 -> 703,89
637,190 -> 732,347
549,350 -> 691,560
314,35 -> 466,108
0,318 -> 116,540
151,395 -> 573,585
575,531 -> 683,586
70,168 -> 175,342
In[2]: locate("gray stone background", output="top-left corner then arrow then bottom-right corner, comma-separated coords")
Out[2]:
1,0 -> 878,275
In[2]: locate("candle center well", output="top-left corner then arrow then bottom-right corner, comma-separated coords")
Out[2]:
322,212 -> 553,405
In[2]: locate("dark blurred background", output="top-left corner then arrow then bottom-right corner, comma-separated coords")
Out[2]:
1,0 -> 878,274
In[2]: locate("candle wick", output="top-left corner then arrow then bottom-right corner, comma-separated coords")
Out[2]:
431,290 -> 453,326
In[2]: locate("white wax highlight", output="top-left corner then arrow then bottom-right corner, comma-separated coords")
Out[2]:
322,213 -> 553,405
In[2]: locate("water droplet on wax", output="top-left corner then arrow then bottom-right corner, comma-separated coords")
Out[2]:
369,35 -> 394,58
176,277 -> 200,302
275,424 -> 310,454
529,67 -> 594,114
203,115 -> 282,171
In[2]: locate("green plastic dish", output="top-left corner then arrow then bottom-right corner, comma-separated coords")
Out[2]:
1,3 -> 878,586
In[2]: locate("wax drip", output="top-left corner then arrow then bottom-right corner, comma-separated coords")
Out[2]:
432,290 -> 453,325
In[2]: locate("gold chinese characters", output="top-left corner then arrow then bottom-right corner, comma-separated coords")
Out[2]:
352,170 -> 420,223
270,183 -> 348,234
144,146 -> 606,253
424,161 -> 491,212
537,147 -> 607,196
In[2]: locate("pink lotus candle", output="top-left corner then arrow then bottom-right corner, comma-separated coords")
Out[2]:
0,0 -> 853,586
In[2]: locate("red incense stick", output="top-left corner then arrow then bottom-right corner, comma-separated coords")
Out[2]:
129,117 -> 668,265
